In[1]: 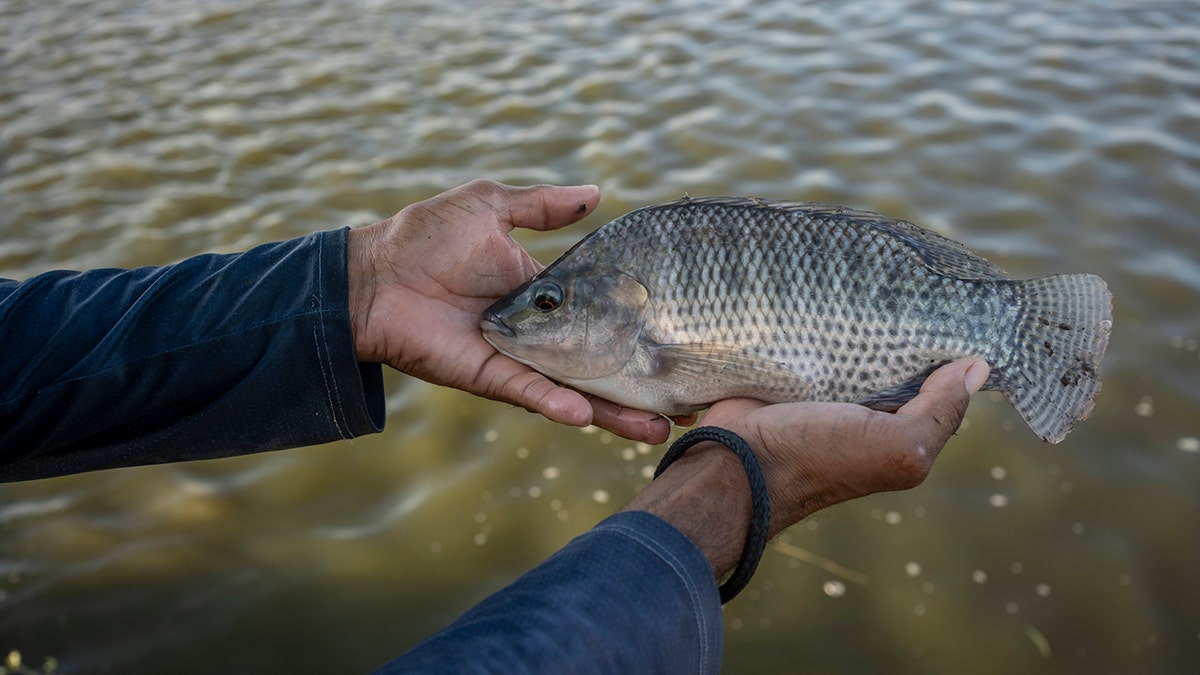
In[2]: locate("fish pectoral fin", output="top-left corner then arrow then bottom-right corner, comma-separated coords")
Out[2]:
648,343 -> 808,399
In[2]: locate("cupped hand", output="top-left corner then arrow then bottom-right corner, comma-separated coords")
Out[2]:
346,180 -> 674,444
700,357 -> 991,535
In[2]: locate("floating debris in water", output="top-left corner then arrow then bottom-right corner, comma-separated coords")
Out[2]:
1023,624 -> 1053,658
972,570 -> 988,584
990,493 -> 1009,508
484,429 -> 499,443
1035,583 -> 1052,597
516,446 -> 530,459
591,489 -> 610,504
1134,395 -> 1155,417
905,562 -> 922,577
1177,436 -> 1200,453
990,466 -> 1007,480
773,542 -> 871,585
542,466 -> 560,480
822,580 -> 847,597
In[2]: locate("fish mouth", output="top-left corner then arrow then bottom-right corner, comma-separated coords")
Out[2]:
480,309 -> 515,338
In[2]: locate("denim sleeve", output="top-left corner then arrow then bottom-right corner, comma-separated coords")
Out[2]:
0,228 -> 385,481
377,510 -> 724,675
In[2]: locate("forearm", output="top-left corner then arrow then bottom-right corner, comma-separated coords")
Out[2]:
379,511 -> 722,675
0,229 -> 385,481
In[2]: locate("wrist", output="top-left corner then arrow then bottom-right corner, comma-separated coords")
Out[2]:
346,223 -> 384,363
622,441 -> 753,579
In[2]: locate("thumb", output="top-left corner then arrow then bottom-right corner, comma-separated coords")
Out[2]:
504,183 -> 602,232
895,357 -> 989,452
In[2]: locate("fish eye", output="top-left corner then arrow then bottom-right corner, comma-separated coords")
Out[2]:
533,282 -> 563,313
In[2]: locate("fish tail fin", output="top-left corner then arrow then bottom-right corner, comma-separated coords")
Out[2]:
1000,274 -> 1113,443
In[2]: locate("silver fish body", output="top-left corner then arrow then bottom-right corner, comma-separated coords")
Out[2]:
482,197 -> 1112,443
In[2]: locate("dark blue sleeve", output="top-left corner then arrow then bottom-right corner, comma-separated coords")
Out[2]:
377,511 -> 724,675
0,228 -> 385,481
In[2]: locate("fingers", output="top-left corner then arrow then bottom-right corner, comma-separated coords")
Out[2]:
485,357 -> 673,444
588,397 -> 674,445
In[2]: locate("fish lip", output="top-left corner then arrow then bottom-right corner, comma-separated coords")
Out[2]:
480,309 -> 515,338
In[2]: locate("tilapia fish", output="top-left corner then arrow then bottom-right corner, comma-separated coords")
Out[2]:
481,197 -> 1112,443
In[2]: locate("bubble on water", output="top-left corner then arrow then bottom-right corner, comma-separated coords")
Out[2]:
528,486 -> 542,498
913,603 -> 927,616
885,510 -> 902,524
550,499 -> 563,511
990,466 -> 1007,480
972,570 -> 988,584
620,447 -> 637,461
516,447 -> 530,459
641,465 -> 656,479
1006,602 -> 1020,615
581,425 -> 599,434
542,466 -> 560,480
474,512 -> 487,524
1036,583 -> 1052,597
989,493 -> 1009,508
635,442 -> 652,455
556,510 -> 569,521
1134,395 -> 1154,417
823,580 -> 846,597
1177,437 -> 1200,453
592,489 -> 610,504
905,562 -> 922,577
484,429 -> 498,443
1071,522 -> 1086,535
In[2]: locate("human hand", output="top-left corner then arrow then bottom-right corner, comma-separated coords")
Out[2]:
346,180 -> 675,444
625,357 -> 990,577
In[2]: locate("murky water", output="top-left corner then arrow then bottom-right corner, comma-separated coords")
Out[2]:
3,0 -> 1199,672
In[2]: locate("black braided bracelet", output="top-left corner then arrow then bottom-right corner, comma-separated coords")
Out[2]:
654,426 -> 772,604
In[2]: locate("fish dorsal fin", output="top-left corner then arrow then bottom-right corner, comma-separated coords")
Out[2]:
855,215 -> 1010,281
649,197 -> 1010,282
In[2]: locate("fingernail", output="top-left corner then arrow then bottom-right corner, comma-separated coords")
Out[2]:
964,358 -> 990,395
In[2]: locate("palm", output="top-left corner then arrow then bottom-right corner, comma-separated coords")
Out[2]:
354,181 -> 673,443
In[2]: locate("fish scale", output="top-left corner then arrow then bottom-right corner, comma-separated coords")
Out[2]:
482,197 -> 1112,443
